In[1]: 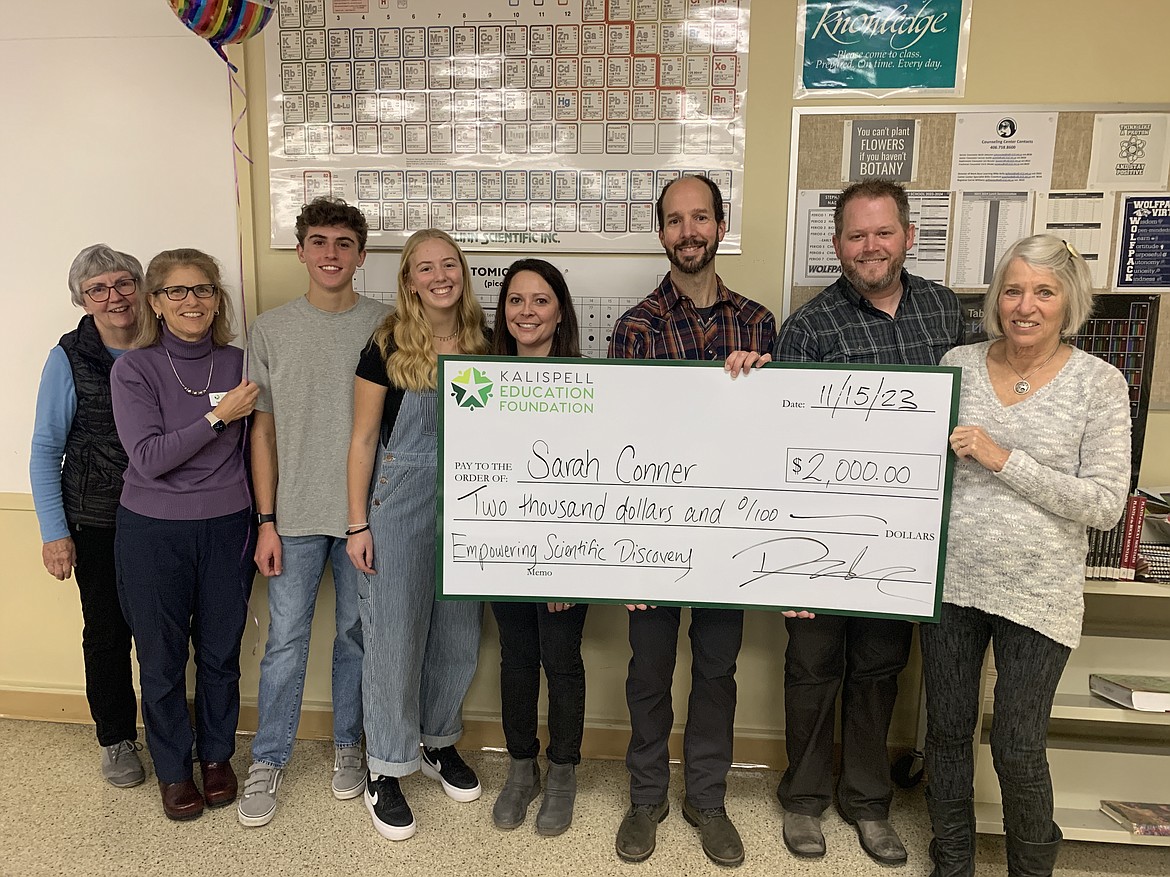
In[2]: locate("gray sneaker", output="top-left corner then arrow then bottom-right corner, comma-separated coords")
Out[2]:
332,746 -> 366,800
238,763 -> 283,827
101,740 -> 145,788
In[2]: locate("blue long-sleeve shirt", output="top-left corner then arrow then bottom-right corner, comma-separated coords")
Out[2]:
30,345 -> 127,542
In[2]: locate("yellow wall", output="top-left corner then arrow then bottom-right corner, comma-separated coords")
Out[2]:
4,1 -> 1169,762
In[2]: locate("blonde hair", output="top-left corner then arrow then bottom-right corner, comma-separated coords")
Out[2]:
373,229 -> 487,391
134,248 -> 237,348
982,235 -> 1094,340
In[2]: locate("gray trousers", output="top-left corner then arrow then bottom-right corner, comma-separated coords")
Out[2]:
921,603 -> 1070,843
625,606 -> 743,809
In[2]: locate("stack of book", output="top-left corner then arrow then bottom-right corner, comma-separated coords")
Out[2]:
1086,493 -> 1146,580
1137,542 -> 1170,582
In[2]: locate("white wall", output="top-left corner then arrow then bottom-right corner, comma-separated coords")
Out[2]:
1,1 -> 241,492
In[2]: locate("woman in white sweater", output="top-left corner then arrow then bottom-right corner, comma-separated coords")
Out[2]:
922,235 -> 1130,877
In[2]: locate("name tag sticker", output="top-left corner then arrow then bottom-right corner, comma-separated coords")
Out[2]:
209,392 -> 226,407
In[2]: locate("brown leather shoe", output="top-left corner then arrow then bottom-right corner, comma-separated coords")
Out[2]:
159,779 -> 204,821
201,761 -> 238,808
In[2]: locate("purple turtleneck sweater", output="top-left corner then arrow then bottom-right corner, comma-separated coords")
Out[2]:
110,324 -> 249,520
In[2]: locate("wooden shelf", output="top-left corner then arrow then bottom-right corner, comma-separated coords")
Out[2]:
1050,694 -> 1170,726
975,802 -> 1170,845
1084,579 -> 1170,597
974,584 -> 1170,846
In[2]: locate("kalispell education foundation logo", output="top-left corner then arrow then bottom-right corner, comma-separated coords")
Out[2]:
450,367 -> 494,410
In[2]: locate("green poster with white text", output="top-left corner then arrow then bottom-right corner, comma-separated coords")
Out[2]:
796,0 -> 971,98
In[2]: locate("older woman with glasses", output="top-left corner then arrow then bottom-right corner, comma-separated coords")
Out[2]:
923,235 -> 1131,877
111,248 -> 258,821
31,244 -> 146,789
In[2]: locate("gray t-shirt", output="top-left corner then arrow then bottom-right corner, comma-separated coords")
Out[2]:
249,294 -> 389,537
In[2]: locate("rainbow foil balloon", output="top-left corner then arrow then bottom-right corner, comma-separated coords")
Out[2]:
168,0 -> 275,67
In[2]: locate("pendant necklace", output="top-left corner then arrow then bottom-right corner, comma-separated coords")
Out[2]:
433,330 -> 458,342
1005,343 -> 1061,396
165,347 -> 214,396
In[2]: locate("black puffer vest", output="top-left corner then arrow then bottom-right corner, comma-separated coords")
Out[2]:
58,315 -> 129,527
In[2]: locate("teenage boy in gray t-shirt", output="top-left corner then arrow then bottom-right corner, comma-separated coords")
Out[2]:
238,198 -> 389,828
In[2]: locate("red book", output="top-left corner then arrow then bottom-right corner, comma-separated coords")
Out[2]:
1121,495 -> 1147,581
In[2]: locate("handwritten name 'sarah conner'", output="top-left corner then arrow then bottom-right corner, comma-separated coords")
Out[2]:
527,439 -> 698,485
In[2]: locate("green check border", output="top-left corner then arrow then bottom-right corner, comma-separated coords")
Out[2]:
436,354 -> 961,624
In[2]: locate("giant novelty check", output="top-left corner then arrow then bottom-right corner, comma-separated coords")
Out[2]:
438,356 -> 960,621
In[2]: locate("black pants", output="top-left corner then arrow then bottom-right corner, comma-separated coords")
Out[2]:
778,615 -> 912,820
625,607 -> 742,809
492,601 -> 588,765
115,507 -> 252,784
71,524 -> 139,746
921,603 -> 1069,843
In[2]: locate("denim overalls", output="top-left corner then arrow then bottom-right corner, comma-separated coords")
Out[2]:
358,388 -> 483,777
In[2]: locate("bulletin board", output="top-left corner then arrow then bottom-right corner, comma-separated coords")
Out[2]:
785,104 -> 1170,407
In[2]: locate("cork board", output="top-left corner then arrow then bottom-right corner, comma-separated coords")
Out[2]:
786,106 -> 1170,407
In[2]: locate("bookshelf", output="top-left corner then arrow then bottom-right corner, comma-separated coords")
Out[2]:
972,585 -> 1170,845
1084,579 -> 1170,598
974,803 -> 1170,847
1048,693 -> 1170,726
957,292 -> 1159,485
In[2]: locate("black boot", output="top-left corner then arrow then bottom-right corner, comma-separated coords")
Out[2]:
925,790 -> 975,877
1005,824 -> 1062,877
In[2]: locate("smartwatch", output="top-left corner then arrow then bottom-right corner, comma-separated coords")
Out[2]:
204,411 -> 227,434
256,513 -> 277,527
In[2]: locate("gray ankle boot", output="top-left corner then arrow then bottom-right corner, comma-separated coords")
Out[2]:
492,757 -> 540,830
535,761 -> 577,836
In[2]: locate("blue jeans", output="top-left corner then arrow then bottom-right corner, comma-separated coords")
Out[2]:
251,535 -> 364,767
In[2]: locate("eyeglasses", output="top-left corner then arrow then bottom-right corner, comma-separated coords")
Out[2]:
82,278 -> 137,301
154,284 -> 219,301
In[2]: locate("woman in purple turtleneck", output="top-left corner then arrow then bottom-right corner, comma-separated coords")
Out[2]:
111,249 -> 258,822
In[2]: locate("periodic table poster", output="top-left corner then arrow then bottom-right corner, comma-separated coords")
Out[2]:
264,0 -> 752,252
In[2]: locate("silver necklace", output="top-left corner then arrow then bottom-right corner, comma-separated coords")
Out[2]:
164,347 -> 214,396
1005,343 -> 1061,395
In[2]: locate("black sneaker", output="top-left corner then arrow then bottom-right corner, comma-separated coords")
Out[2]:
420,746 -> 482,802
365,772 -> 416,841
